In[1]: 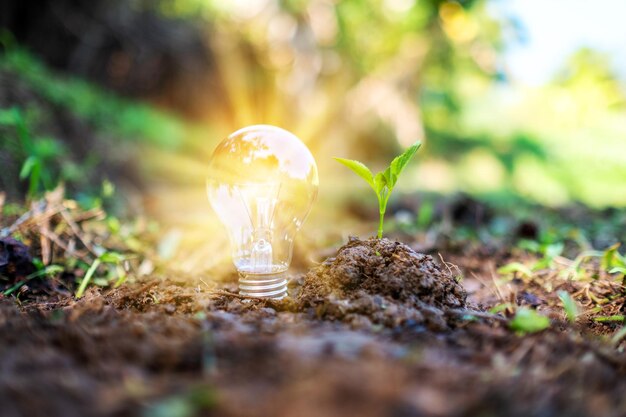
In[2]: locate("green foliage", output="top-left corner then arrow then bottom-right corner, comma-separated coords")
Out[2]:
497,262 -> 533,279
518,239 -> 564,269
75,251 -> 128,298
557,290 -> 579,323
488,303 -> 514,314
509,308 -> 550,334
0,107 -> 68,199
593,315 -> 625,323
602,243 -> 626,277
0,48 -> 184,148
335,142 -> 421,238
416,199 -> 435,229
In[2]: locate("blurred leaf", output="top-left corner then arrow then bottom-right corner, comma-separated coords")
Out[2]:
32,137 -> 65,159
601,243 -> 621,270
19,156 -> 38,180
417,200 -> 434,229
557,290 -> 579,323
593,315 -> 625,323
0,107 -> 18,126
489,302 -> 514,314
99,251 -> 126,264
102,180 -> 115,198
544,242 -> 564,260
498,262 -> 533,278
510,308 -> 550,334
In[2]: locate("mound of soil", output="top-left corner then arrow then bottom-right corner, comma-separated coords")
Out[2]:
297,237 -> 467,330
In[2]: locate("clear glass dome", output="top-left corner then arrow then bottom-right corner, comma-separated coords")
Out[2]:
207,125 -> 318,297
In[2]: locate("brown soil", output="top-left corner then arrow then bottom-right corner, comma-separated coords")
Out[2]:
1,240 -> 626,417
298,237 -> 467,330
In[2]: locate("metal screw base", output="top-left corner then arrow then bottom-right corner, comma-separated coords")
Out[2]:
238,272 -> 287,299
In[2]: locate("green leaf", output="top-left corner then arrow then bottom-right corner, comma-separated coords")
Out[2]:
373,172 -> 387,196
509,308 -> 550,334
0,107 -> 18,126
488,302 -> 514,314
32,137 -> 65,159
601,243 -> 621,271
19,156 -> 38,179
99,251 -> 126,264
390,141 -> 421,178
102,179 -> 115,198
557,290 -> 579,323
382,166 -> 396,189
497,262 -> 533,278
601,243 -> 626,272
417,200 -> 434,228
334,158 -> 375,189
543,242 -> 564,260
593,315 -> 625,323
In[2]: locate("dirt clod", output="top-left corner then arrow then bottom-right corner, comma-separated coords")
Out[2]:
0,236 -> 35,282
298,237 -> 467,329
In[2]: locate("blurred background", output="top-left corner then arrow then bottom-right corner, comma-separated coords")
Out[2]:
2,0 -> 626,273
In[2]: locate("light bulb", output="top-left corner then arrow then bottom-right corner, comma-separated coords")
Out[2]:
207,125 -> 319,299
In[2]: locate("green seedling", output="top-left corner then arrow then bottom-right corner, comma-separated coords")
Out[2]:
335,141 -> 421,238
75,251 -> 127,298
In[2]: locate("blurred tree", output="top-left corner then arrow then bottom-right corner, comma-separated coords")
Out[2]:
189,0 -> 510,162
0,0 -> 215,117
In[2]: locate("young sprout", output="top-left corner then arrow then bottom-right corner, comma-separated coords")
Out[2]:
335,141 -> 421,239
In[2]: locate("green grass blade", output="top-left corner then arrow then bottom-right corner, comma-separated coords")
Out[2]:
75,258 -> 101,298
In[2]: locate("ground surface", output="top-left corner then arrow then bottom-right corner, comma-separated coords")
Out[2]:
2,43 -> 626,417
1,234 -> 625,417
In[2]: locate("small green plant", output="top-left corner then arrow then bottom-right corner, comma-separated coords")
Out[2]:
335,141 -> 421,238
75,251 -> 127,298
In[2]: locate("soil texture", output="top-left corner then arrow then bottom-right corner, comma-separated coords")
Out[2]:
0,238 -> 625,417
298,237 -> 467,330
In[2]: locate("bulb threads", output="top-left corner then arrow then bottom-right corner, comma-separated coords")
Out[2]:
238,272 -> 287,299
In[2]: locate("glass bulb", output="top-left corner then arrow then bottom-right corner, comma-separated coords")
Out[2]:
207,125 -> 319,299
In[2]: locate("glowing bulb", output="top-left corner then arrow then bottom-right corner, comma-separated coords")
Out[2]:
207,125 -> 319,299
